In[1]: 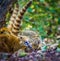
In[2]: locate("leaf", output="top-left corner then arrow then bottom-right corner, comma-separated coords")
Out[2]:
27,8 -> 33,12
39,0 -> 45,3
58,18 -> 60,24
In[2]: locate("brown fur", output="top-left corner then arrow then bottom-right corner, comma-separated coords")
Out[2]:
0,28 -> 20,53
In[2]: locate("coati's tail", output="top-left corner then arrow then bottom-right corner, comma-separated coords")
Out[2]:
12,0 -> 32,35
7,4 -> 19,31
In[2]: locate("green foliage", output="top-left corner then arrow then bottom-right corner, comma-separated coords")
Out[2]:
7,0 -> 60,39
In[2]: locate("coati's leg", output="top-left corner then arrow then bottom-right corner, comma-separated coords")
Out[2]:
12,0 -> 32,35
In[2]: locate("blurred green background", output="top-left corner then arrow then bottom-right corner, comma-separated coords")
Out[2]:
6,0 -> 60,39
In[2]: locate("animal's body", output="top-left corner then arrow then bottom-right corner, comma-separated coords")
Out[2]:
0,28 -> 20,53
0,0 -> 32,53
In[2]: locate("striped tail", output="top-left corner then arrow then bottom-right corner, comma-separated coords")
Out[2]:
12,0 -> 32,35
7,4 -> 19,31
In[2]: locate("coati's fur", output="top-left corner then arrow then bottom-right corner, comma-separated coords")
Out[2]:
7,4 -> 19,31
12,0 -> 32,35
0,28 -> 32,53
19,30 -> 41,50
0,28 -> 20,53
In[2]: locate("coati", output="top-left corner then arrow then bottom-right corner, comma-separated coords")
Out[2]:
0,1 -> 33,53
0,28 -> 29,53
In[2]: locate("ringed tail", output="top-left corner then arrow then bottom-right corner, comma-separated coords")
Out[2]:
7,4 -> 19,31
12,0 -> 32,35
